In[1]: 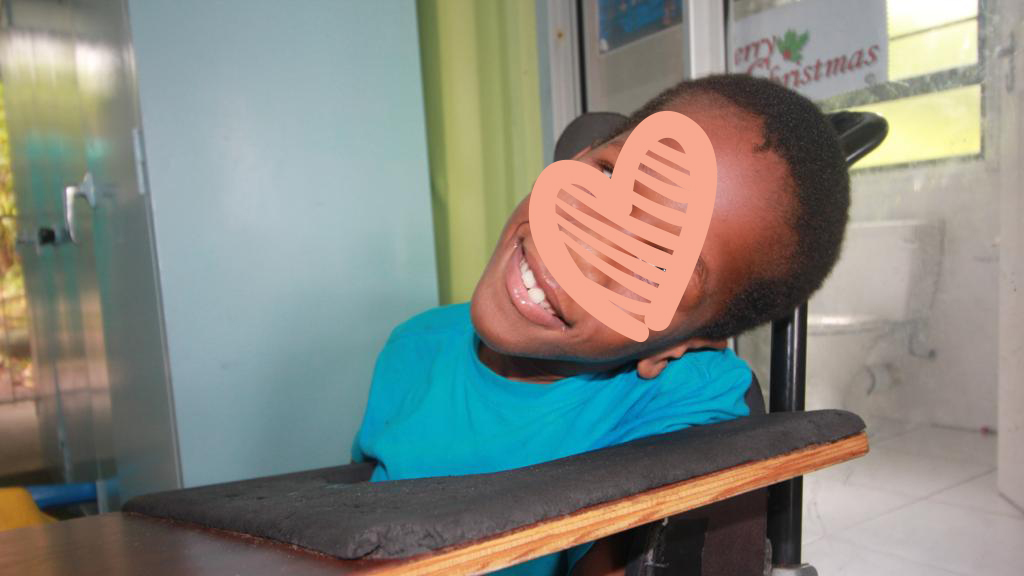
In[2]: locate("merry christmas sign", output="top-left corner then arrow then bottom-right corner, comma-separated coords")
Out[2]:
728,0 -> 888,101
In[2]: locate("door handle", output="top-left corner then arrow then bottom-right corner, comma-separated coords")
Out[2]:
64,172 -> 96,244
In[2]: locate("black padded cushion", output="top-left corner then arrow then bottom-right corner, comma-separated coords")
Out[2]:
125,409 -> 863,560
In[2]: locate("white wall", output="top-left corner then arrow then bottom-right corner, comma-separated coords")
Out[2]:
996,3 -> 1024,512
844,158 -> 1000,430
129,0 -> 438,487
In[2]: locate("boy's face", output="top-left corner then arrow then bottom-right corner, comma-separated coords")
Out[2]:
471,97 -> 794,369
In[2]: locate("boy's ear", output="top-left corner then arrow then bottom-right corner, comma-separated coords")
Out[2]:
636,338 -> 729,380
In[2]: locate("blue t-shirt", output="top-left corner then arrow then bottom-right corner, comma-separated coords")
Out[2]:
352,303 -> 752,574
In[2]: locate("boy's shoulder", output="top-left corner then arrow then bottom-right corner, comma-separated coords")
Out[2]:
371,303 -> 473,384
655,347 -> 753,393
672,347 -> 750,377
388,302 -> 473,344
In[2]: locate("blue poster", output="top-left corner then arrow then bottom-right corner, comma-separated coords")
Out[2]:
598,0 -> 684,53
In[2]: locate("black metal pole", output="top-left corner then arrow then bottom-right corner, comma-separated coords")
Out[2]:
767,302 -> 808,567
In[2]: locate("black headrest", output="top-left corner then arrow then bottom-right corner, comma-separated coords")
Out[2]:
552,112 -> 628,162
553,108 -> 888,168
827,110 -> 889,166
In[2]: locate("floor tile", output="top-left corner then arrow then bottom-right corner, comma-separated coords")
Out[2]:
874,425 -> 997,467
802,498 -> 826,545
838,499 -> 1024,576
802,476 -> 915,544
930,471 -> 1024,518
859,414 -> 924,444
812,444 -> 992,499
803,536 -> 964,576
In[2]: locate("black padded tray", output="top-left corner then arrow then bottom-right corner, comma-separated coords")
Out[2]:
125,410 -> 864,560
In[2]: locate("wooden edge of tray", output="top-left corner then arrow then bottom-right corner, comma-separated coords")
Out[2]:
367,431 -> 869,575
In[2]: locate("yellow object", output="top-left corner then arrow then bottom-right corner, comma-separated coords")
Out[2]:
0,487 -> 56,531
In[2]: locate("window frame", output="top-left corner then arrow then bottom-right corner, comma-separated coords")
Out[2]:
815,0 -> 988,173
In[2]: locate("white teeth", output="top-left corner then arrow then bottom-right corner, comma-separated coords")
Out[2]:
522,269 -> 536,289
527,287 -> 547,304
521,254 -> 556,313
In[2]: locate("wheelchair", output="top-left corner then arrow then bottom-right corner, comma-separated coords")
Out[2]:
120,110 -> 889,576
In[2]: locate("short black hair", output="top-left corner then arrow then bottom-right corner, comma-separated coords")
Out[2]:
619,74 -> 850,339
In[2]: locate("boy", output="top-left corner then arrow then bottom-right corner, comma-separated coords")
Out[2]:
353,74 -> 849,575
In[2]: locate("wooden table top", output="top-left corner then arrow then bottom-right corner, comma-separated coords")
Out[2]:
0,512 -> 392,575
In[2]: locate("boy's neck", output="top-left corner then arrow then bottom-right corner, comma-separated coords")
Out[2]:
476,340 -> 628,384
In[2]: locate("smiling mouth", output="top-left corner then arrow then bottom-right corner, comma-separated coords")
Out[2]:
505,240 -> 567,329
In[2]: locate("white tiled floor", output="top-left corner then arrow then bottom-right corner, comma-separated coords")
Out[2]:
802,417 -> 1024,576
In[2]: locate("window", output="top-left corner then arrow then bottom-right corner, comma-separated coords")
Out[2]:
819,0 -> 982,170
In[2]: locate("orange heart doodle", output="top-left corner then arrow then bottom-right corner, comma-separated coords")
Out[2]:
528,111 -> 717,342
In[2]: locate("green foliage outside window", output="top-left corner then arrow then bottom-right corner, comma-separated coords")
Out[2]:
0,81 -> 33,398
